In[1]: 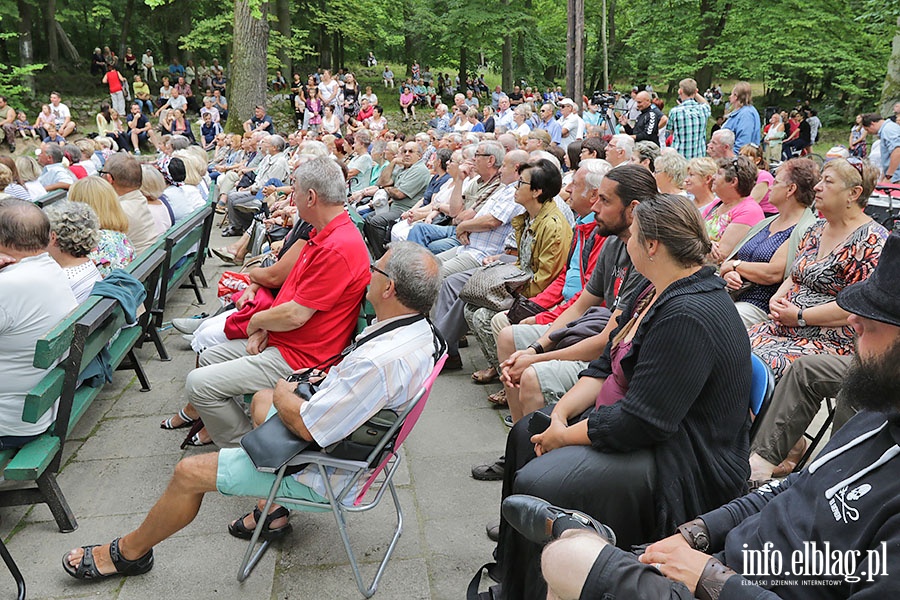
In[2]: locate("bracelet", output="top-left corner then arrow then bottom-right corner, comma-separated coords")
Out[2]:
528,341 -> 544,354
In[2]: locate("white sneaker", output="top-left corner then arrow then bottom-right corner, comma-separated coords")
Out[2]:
172,316 -> 206,334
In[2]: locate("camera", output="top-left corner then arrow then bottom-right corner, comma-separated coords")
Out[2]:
590,91 -> 616,109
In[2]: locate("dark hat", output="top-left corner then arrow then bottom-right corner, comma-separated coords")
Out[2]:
837,233 -> 900,327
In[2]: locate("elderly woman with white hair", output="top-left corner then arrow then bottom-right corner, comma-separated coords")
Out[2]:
44,201 -> 104,302
653,151 -> 688,195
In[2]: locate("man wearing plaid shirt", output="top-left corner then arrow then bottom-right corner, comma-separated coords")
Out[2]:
666,78 -> 710,159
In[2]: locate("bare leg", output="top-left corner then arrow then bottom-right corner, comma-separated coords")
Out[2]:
510,367 -> 545,423
65,453 -> 220,574
542,530 -> 610,600
250,388 -> 274,427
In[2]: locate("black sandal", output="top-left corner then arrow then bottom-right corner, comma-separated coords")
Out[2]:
228,506 -> 292,541
62,537 -> 154,580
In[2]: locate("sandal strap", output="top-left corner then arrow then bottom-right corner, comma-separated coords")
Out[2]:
177,409 -> 194,424
262,505 -> 290,529
75,544 -> 100,579
109,538 -> 153,574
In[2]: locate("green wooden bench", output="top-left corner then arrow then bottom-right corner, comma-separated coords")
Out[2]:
0,249 -> 168,532
32,189 -> 67,208
151,203 -> 215,359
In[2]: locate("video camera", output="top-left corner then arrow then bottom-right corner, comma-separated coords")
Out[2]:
590,91 -> 616,109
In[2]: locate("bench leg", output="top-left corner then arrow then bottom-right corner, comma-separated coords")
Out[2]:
146,325 -> 171,362
36,471 -> 77,533
187,274 -> 204,304
196,268 -> 209,289
124,348 -> 152,392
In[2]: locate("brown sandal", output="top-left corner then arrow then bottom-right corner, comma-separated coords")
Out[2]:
488,389 -> 508,407
472,367 -> 498,384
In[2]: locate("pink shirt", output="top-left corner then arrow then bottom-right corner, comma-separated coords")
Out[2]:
756,170 -> 776,214
702,197 -> 765,242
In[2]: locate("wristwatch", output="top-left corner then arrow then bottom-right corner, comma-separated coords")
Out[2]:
797,309 -> 807,327
730,260 -> 742,273
678,519 -> 710,552
528,341 -> 545,354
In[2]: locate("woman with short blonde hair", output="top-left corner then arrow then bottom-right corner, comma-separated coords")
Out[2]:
68,176 -> 136,275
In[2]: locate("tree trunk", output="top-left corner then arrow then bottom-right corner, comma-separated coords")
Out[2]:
695,0 -> 732,92
458,45 -> 467,94
17,0 -> 35,92
277,0 -> 292,75
117,0 -> 135,58
225,0 -> 269,134
55,22 -> 82,65
881,18 -> 900,115
501,0 -> 512,89
45,0 -> 58,70
514,0 -> 530,78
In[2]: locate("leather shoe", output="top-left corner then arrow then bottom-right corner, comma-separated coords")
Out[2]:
471,457 -> 505,481
501,494 -> 616,546
443,353 -> 463,371
486,520 -> 500,542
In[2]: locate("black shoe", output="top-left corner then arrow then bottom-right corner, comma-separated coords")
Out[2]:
443,353 -> 463,371
486,520 -> 500,542
458,335 -> 469,348
221,227 -> 242,237
501,495 -> 616,546
8,144 -> 15,153
471,456 -> 505,481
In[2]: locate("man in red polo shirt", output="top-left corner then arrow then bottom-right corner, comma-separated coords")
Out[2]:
185,156 -> 370,448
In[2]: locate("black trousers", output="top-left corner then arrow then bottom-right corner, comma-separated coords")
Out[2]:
577,544 -> 694,600
497,408 -> 658,600
363,207 -> 403,259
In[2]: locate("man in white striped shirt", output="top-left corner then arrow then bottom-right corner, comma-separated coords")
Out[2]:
63,242 -> 444,580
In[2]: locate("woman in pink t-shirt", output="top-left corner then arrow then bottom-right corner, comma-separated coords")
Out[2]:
740,144 -> 777,215
703,155 -> 765,263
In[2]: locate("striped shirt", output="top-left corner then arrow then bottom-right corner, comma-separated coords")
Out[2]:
461,183 -> 524,261
295,316 -> 436,501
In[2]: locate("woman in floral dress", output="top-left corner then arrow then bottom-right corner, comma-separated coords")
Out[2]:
749,158 -> 888,378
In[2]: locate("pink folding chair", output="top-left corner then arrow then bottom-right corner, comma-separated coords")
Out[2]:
237,354 -> 448,598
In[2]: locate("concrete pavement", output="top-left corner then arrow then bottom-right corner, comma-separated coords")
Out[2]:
0,230 -> 511,600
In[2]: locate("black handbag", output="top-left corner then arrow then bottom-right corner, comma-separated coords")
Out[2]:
507,293 -> 544,324
240,314 -> 443,472
239,380 -> 317,473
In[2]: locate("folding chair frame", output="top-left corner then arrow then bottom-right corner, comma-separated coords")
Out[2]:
237,354 -> 447,598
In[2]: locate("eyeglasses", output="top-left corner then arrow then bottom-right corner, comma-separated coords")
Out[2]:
516,178 -> 531,189
846,157 -> 865,178
474,153 -> 491,157
370,263 -> 391,279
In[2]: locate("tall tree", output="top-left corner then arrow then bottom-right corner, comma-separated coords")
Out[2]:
225,0 -> 269,133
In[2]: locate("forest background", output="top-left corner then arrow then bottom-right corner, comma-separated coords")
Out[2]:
2,0 -> 900,136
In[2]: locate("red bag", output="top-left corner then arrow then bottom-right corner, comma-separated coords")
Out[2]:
217,271 -> 251,300
223,287 -> 275,340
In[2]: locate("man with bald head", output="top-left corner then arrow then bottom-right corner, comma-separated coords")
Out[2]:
102,153 -> 159,255
0,199 -> 78,446
438,147 -> 529,277
618,90 -> 661,144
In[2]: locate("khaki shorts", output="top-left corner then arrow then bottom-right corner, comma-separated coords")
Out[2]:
510,324 -> 587,405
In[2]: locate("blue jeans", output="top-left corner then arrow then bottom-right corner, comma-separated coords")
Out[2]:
255,178 -> 285,200
0,433 -> 42,449
408,223 -> 459,254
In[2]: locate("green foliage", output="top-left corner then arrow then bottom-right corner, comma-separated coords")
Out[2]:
0,0 -> 892,120
179,11 -> 233,54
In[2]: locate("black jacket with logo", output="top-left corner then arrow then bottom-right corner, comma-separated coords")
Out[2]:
701,410 -> 900,598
